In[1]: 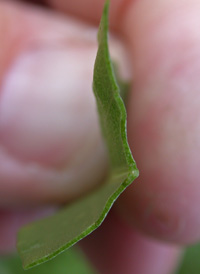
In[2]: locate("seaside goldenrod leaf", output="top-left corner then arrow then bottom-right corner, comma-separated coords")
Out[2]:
17,1 -> 138,269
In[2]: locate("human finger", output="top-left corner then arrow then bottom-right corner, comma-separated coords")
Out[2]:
118,0 -> 200,245
0,0 -> 108,206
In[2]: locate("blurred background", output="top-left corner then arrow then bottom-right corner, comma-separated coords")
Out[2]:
1,243 -> 200,274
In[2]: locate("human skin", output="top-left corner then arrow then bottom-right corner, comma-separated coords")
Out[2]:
1,0 -> 200,273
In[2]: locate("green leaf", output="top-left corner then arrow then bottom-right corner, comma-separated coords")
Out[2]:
17,0 -> 139,269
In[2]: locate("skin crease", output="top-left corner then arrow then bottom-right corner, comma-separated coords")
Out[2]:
1,0 -> 200,273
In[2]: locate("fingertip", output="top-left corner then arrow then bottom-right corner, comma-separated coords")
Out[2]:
0,1 -> 108,206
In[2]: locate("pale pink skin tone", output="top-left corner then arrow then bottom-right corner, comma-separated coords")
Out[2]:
0,0 -> 200,273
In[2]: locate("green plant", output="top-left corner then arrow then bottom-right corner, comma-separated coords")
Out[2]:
17,1 -> 138,270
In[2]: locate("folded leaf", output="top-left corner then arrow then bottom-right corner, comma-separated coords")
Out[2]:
17,0 -> 139,269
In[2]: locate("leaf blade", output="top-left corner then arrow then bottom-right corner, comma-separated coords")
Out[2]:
17,1 -> 139,269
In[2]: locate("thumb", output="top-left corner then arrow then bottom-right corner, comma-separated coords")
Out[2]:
119,0 -> 200,244
0,1 -> 107,206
